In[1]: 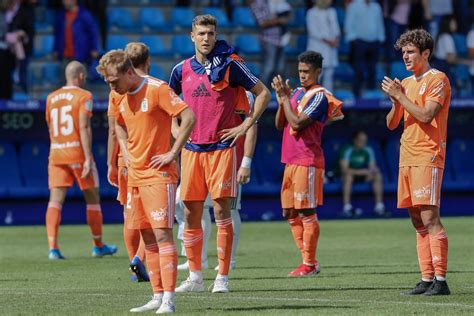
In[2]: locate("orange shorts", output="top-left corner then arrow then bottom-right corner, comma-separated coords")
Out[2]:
180,147 -> 237,201
126,183 -> 176,230
281,164 -> 324,210
117,166 -> 128,205
48,162 -> 99,190
398,166 -> 444,208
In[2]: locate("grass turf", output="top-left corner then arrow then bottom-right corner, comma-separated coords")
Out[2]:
0,217 -> 473,315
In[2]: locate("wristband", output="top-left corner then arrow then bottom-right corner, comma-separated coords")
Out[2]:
241,156 -> 252,169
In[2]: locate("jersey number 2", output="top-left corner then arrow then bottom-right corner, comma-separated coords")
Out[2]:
51,105 -> 74,137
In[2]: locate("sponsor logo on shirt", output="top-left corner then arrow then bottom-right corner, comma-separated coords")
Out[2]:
141,98 -> 148,112
191,83 -> 211,97
150,208 -> 167,221
218,179 -> 232,190
413,185 -> 431,199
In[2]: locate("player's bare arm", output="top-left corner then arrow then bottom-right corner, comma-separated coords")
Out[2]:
220,80 -> 270,146
79,111 -> 93,179
382,76 -> 441,124
106,115 -> 119,187
238,123 -> 258,185
272,75 -> 312,132
149,107 -> 196,169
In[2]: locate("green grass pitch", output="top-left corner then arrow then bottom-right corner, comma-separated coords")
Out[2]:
1,217 -> 473,315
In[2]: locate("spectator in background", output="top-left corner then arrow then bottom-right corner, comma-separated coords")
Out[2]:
306,0 -> 340,92
0,1 -> 15,99
432,15 -> 457,92
383,0 -> 410,62
251,0 -> 290,87
340,130 -> 386,218
407,0 -> 431,30
83,0 -> 107,51
6,0 -> 34,94
53,0 -> 99,69
345,0 -> 385,98
467,23 -> 474,93
428,0 -> 453,38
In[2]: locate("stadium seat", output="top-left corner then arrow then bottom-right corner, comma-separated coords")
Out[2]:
322,137 -> 348,178
333,89 -> 354,100
92,143 -> 114,197
33,35 -> 54,58
172,35 -> 195,57
106,35 -> 130,51
17,142 -> 50,197
253,140 -> 283,194
385,138 -> 400,183
289,7 -> 306,28
334,62 -> 354,84
0,142 -> 22,194
235,35 -> 261,56
453,33 -> 467,57
42,62 -> 61,86
201,7 -> 231,28
139,8 -> 170,32
338,36 -> 350,56
285,35 -> 307,56
108,8 -> 136,31
449,139 -> 474,184
35,8 -> 54,32
245,62 -> 261,77
389,61 -> 411,80
140,35 -> 171,57
455,65 -> 471,96
171,8 -> 195,30
232,7 -> 256,28
150,64 -> 166,81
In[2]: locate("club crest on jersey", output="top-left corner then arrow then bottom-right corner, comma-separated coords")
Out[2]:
141,99 -> 148,112
419,82 -> 427,95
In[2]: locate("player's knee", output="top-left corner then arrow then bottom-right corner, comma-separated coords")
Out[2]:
214,208 -> 230,220
282,209 -> 297,220
154,228 -> 173,243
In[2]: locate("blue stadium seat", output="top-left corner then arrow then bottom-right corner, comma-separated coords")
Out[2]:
201,7 -> 231,28
289,7 -> 306,28
245,62 -> 261,77
333,89 -> 354,100
171,8 -> 195,30
455,65 -> 471,96
92,143 -> 114,197
235,35 -> 261,56
232,7 -> 256,28
35,8 -> 54,32
42,62 -> 61,86
285,35 -> 307,56
334,62 -> 354,84
322,137 -> 347,174
385,138 -> 399,183
150,64 -> 166,81
17,142 -> 50,197
367,139 -> 387,176
253,140 -> 283,194
108,8 -> 136,31
389,61 -> 411,80
362,89 -> 386,99
453,33 -> 467,57
140,35 -> 171,57
172,35 -> 195,57
34,35 -> 54,57
139,8 -> 170,32
106,35 -> 130,51
338,36 -> 350,56
449,139 -> 474,184
335,6 -> 345,28
0,142 -> 22,196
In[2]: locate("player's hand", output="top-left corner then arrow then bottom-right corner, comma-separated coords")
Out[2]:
149,151 -> 177,169
219,122 -> 248,147
81,159 -> 92,179
381,76 -> 403,100
271,75 -> 291,98
107,165 -> 118,187
237,167 -> 251,185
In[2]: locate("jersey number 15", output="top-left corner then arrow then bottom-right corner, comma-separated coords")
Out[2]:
51,105 -> 73,137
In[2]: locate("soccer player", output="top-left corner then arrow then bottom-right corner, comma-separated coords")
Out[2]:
97,50 -> 196,313
175,91 -> 258,271
107,43 -> 154,282
169,14 -> 270,293
45,61 -> 117,260
382,29 -> 451,295
273,51 -> 343,277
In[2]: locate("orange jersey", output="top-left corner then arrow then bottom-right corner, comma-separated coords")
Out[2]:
400,69 -> 451,168
117,77 -> 188,186
46,86 -> 93,164
108,89 -> 126,167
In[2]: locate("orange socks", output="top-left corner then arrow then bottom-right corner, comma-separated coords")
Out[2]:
123,211 -> 141,260
145,242 -> 163,294
288,217 -> 304,258
302,214 -> 319,265
416,226 -> 434,280
183,228 -> 203,272
46,202 -> 62,249
158,242 -> 178,292
86,204 -> 104,247
216,218 -> 233,276
429,229 -> 448,279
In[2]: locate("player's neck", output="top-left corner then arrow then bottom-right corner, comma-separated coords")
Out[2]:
65,80 -> 80,88
303,82 -> 319,92
413,63 -> 431,78
135,68 -> 147,77
194,51 -> 208,65
128,75 -> 145,93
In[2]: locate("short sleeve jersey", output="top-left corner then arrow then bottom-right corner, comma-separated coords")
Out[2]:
400,68 -> 451,168
116,77 -> 188,186
46,86 -> 93,164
